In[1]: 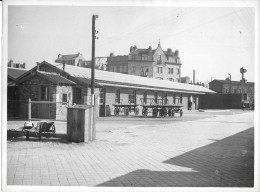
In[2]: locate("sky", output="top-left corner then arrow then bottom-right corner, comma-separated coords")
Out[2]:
8,4 -> 255,84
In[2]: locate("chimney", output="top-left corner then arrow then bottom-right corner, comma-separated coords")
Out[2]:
167,48 -> 172,53
36,62 -> 40,71
175,49 -> 179,57
130,46 -> 133,53
193,70 -> 195,85
148,46 -> 152,51
58,54 -> 62,58
133,45 -> 137,51
110,52 -> 114,57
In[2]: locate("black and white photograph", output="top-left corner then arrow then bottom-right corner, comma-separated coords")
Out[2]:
1,0 -> 259,191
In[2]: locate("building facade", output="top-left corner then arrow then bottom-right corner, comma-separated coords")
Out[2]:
107,43 -> 182,82
55,52 -> 87,67
9,61 -> 214,120
209,79 -> 254,101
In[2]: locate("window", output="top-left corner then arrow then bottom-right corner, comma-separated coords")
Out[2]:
168,56 -> 174,63
115,89 -> 120,104
177,68 -> 180,75
73,87 -> 82,104
157,67 -> 162,73
141,55 -> 148,61
40,86 -> 49,101
157,55 -> 161,62
180,94 -> 182,104
128,90 -> 136,104
154,92 -> 158,104
99,87 -> 105,105
163,93 -> 168,105
168,68 -> 173,74
62,94 -> 67,102
173,93 -> 176,104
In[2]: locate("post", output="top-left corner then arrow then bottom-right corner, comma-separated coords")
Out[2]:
240,67 -> 247,102
90,15 -> 98,141
228,73 -> 231,93
28,98 -> 31,121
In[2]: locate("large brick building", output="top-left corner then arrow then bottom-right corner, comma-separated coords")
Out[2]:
107,42 -> 182,82
209,79 -> 254,102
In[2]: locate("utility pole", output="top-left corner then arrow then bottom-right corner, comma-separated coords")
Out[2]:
91,14 -> 99,141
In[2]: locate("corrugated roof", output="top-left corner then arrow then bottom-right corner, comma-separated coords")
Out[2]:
8,67 -> 28,80
37,71 -> 76,85
51,62 -> 215,94
211,79 -> 254,86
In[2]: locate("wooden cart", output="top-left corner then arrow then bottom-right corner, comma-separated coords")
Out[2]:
140,98 -> 183,118
112,100 -> 139,116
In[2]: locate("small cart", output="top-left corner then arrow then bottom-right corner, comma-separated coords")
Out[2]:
112,100 -> 139,116
140,98 -> 183,118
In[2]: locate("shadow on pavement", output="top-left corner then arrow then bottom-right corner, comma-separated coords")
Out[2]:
97,127 -> 254,187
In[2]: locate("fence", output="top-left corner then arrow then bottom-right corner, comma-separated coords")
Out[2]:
29,99 -> 69,121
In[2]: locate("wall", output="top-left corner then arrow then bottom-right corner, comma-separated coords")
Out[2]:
18,75 -> 57,119
198,94 -> 242,109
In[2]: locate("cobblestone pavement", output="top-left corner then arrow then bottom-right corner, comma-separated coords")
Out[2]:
5,111 -> 254,188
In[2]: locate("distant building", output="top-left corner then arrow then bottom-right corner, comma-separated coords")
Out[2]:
55,52 -> 87,67
107,42 -> 182,82
8,60 -> 26,69
209,79 -> 254,101
84,57 -> 107,70
181,77 -> 191,84
55,53 -> 107,70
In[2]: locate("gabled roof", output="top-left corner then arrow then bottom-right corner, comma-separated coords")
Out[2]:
210,79 -> 254,86
8,67 -> 29,80
15,61 -> 100,87
17,71 -> 76,86
45,61 -> 215,94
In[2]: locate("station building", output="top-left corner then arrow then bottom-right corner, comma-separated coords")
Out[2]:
9,61 -> 214,120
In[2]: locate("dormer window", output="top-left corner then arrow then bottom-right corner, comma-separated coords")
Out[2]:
168,56 -> 174,63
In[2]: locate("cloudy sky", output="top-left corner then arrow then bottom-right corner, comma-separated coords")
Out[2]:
7,3 -> 255,83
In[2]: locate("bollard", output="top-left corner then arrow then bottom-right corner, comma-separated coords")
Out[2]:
26,131 -> 29,141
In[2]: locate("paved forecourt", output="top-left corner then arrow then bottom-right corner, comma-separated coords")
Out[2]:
6,111 -> 254,187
